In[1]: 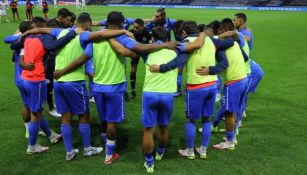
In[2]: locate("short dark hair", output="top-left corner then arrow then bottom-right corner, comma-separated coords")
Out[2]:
220,18 -> 234,31
180,21 -> 199,35
70,12 -> 76,23
77,12 -> 92,24
206,20 -> 220,35
46,18 -> 59,28
32,16 -> 46,27
57,8 -> 71,18
156,8 -> 166,16
19,21 -> 33,33
152,27 -> 168,42
134,18 -> 144,26
107,11 -> 124,28
234,13 -> 247,23
198,24 -> 206,32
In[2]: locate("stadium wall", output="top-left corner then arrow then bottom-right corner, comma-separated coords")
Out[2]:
107,4 -> 307,11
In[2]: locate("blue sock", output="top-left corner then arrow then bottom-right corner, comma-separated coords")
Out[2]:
213,108 -> 224,127
185,122 -> 196,148
157,145 -> 166,155
28,121 -> 40,145
101,133 -> 107,144
61,124 -> 73,152
201,121 -> 211,147
145,153 -> 154,166
40,116 -> 52,137
78,123 -> 91,148
106,139 -> 116,158
177,75 -> 182,93
226,131 -> 234,142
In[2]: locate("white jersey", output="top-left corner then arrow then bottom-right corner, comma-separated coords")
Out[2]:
0,1 -> 7,16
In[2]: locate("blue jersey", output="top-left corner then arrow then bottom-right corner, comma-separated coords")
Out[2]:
145,18 -> 176,41
100,18 -> 135,30
239,27 -> 253,51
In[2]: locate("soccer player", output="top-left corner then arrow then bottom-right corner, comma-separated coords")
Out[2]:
92,17 -> 135,30
25,0 -> 33,21
53,0 -> 57,8
146,8 -> 176,41
233,12 -> 264,119
129,18 -> 152,98
10,0 -> 19,21
37,0 -> 42,11
0,0 -> 10,23
141,27 -> 179,173
42,0 -> 48,20
75,0 -> 80,10
13,17 -> 80,154
81,0 -> 86,10
149,21 -> 234,159
198,18 -> 248,150
53,11 -> 178,165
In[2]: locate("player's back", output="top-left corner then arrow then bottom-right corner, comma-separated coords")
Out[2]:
21,35 -> 47,81
144,48 -> 177,93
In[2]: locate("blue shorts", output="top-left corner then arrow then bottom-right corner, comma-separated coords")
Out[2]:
23,80 -> 46,112
54,81 -> 89,115
16,80 -> 27,105
248,60 -> 264,93
94,92 -> 125,123
142,92 -> 174,128
85,58 -> 94,75
185,85 -> 217,120
222,78 -> 248,113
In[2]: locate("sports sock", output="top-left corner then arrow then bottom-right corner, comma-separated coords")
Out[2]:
61,124 -> 73,152
106,139 -> 116,159
201,121 -> 211,147
185,122 -> 196,148
40,116 -> 52,137
28,121 -> 39,145
78,123 -> 91,148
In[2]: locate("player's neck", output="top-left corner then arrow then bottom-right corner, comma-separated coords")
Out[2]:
238,24 -> 246,31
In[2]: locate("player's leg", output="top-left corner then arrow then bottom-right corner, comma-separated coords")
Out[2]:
104,92 -> 124,164
141,93 -> 158,173
25,81 -> 49,154
176,66 -> 183,97
155,95 -> 173,161
47,78 -> 61,117
196,89 -> 216,159
130,57 -> 139,98
94,92 -> 107,144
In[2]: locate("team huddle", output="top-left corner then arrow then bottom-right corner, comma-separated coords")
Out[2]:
4,7 -> 264,173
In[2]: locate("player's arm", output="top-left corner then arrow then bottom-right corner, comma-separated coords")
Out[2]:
43,28 -> 83,51
183,32 -> 206,52
217,31 -> 239,42
108,38 -> 139,58
18,49 -> 34,71
21,28 -> 53,38
196,50 -> 229,76
91,20 -> 106,26
211,37 -> 234,50
10,37 -> 25,50
88,29 -> 134,41
132,41 -> 178,54
4,33 -> 21,44
149,52 -> 189,73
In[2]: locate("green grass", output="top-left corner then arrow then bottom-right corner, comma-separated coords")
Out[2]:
1,5 -> 307,175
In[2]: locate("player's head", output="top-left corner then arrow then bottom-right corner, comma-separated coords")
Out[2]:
198,24 -> 206,32
76,12 -> 92,31
133,18 -> 145,34
152,27 -> 168,42
233,13 -> 246,29
69,12 -> 76,27
173,20 -> 184,41
179,21 -> 198,38
106,11 -> 124,29
56,8 -> 74,28
47,18 -> 59,28
32,16 -> 47,28
154,8 -> 166,24
220,18 -> 234,34
19,21 -> 33,34
204,20 -> 220,36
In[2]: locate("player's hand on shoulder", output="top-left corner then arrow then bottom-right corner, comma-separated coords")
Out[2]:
165,41 -> 180,50
196,66 -> 209,76
124,30 -> 135,39
148,64 -> 160,73
24,63 -> 35,71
